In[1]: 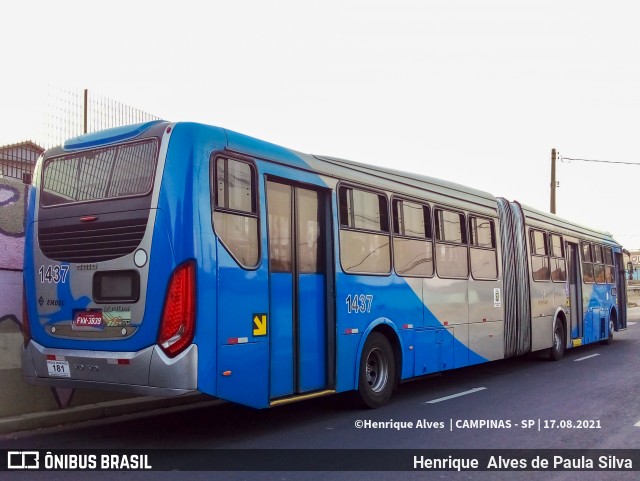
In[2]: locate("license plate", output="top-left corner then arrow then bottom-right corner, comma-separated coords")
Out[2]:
73,309 -> 104,331
47,360 -> 70,378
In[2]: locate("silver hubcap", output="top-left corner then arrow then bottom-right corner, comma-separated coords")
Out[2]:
366,347 -> 389,393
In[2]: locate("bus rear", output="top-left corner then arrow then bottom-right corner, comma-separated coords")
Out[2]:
22,120 -> 200,396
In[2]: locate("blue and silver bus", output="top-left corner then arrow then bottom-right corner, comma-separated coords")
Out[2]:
22,120 -> 628,408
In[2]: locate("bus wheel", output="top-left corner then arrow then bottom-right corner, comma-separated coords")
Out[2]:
358,332 -> 395,408
601,318 -> 615,345
549,320 -> 565,361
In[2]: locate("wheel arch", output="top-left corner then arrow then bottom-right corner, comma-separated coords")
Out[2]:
554,307 -> 568,348
353,318 -> 403,391
610,306 -> 618,332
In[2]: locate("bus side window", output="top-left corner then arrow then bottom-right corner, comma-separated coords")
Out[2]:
469,216 -> 498,280
549,234 -> 566,282
434,208 -> 468,278
212,157 -> 260,268
338,186 -> 391,274
530,229 -> 550,281
604,246 -> 615,283
392,198 -> 434,277
593,244 -> 606,284
581,242 -> 595,283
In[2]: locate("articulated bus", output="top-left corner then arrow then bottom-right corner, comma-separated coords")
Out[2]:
22,121 -> 628,408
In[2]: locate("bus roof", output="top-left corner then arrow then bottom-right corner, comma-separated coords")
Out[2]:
519,202 -> 619,246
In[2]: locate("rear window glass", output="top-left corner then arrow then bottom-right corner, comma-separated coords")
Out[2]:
41,139 -> 158,206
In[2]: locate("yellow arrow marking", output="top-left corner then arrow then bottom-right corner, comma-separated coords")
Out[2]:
253,314 -> 267,336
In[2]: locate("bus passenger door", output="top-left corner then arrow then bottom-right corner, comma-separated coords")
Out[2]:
566,242 -> 583,339
266,180 -> 332,401
614,252 -> 628,330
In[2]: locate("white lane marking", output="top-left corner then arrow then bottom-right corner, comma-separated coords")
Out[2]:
424,387 -> 487,404
628,322 -> 637,326
634,421 -> 640,427
574,353 -> 601,362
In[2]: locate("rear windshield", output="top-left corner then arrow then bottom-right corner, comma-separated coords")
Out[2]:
41,139 -> 158,207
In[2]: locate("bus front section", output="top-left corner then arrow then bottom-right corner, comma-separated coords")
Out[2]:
22,120 -> 198,397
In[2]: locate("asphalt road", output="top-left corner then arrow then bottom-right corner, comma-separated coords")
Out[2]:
2,312 -> 640,481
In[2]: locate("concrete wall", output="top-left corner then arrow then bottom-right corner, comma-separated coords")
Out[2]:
0,176 -> 132,418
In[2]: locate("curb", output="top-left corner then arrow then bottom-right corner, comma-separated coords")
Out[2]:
0,393 -> 219,435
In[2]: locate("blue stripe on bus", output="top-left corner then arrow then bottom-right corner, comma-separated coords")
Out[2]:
334,273 -> 490,392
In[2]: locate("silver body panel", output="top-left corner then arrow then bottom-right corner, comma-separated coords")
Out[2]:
22,340 -> 198,397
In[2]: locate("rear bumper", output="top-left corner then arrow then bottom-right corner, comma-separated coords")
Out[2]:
22,340 -> 198,397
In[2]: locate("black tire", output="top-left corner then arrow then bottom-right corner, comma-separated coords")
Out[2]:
601,316 -> 615,345
549,319 -> 565,361
357,332 -> 396,408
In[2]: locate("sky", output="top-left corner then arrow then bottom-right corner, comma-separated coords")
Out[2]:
2,0 -> 640,247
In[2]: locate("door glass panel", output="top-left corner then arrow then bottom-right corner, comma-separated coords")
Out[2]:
267,182 -> 292,272
296,189 -> 321,273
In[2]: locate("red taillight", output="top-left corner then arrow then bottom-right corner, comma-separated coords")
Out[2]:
157,261 -> 196,357
22,283 -> 31,348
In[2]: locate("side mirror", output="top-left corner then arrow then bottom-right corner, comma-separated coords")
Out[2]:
22,172 -> 32,185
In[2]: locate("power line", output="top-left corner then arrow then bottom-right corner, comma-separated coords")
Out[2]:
561,156 -> 640,166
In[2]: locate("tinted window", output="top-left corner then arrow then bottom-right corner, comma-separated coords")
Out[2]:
530,230 -> 550,281
42,139 -> 158,206
394,199 -> 429,238
469,217 -> 494,248
212,157 -> 259,268
213,212 -> 259,267
582,262 -> 595,283
340,230 -> 390,274
296,188 -> 321,273
434,209 -> 468,278
532,255 -> 551,281
604,247 -> 614,266
435,209 -> 465,244
470,248 -> 498,279
469,215 -> 497,280
551,258 -> 567,282
216,158 -> 255,213
392,199 -> 433,277
531,230 -> 547,256
594,264 -> 606,284
339,186 -> 390,274
339,187 -> 388,232
550,234 -> 564,258
594,245 -> 604,264
436,244 -> 469,278
267,182 -> 292,272
549,234 -> 566,282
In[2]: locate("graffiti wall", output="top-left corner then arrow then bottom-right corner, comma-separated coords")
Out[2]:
0,176 -> 134,417
0,176 -> 53,417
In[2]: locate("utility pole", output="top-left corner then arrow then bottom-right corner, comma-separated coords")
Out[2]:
550,148 -> 557,214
